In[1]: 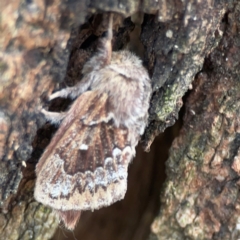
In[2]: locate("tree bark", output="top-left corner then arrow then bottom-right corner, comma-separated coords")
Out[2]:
151,2 -> 240,239
0,0 -> 238,239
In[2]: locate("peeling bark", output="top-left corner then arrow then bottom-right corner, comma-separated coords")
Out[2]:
0,0 -> 238,239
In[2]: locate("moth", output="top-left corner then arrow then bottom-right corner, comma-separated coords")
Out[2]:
34,14 -> 151,230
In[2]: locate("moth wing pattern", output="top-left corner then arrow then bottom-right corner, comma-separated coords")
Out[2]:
34,91 -> 135,213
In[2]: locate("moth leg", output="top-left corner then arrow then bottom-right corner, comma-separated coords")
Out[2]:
41,108 -> 67,125
49,14 -> 113,101
49,77 -> 93,101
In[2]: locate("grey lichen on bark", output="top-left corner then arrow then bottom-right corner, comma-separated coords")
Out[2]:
0,0 -> 237,239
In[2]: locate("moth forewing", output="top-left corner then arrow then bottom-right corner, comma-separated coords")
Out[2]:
34,13 -> 151,230
35,91 -> 132,201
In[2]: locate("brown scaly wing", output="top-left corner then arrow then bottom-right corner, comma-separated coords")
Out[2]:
34,91 -> 135,227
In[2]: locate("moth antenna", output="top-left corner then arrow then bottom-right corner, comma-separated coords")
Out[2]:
103,13 -> 113,64
107,13 -> 113,42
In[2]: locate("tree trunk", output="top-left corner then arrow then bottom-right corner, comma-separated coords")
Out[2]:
0,0 -> 238,239
151,3 -> 240,239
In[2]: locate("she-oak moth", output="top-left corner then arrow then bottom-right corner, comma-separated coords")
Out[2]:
34,14 -> 151,230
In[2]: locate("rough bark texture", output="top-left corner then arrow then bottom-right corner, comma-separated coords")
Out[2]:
0,0 -> 239,239
141,1 -> 227,150
151,2 -> 240,239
